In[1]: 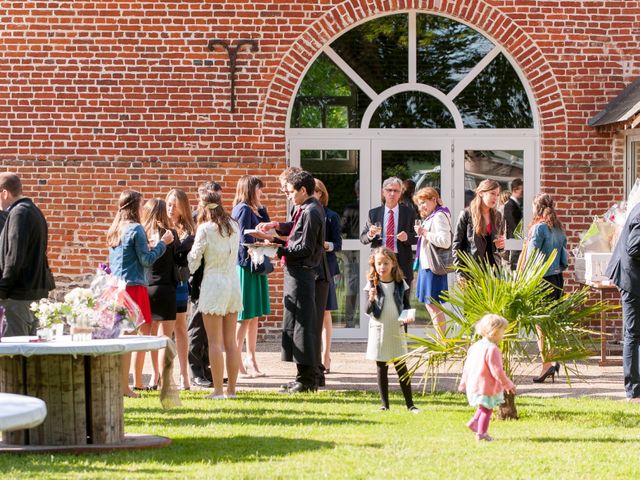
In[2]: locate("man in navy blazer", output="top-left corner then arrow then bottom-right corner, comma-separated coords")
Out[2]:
360,177 -> 418,285
606,202 -> 640,402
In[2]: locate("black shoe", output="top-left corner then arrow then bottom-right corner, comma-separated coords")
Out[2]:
223,377 -> 228,385
532,365 -> 557,384
283,382 -> 317,394
191,377 -> 213,388
317,375 -> 326,388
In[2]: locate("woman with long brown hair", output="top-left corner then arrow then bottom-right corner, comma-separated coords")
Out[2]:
231,175 -> 271,378
107,190 -> 173,397
187,189 -> 242,399
166,188 -> 196,390
527,193 -> 568,383
453,179 -> 505,272
140,198 -> 179,391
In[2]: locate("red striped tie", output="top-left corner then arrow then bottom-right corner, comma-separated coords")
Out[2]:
386,210 -> 394,250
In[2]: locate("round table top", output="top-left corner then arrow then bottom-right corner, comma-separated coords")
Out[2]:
0,393 -> 47,431
0,335 -> 168,357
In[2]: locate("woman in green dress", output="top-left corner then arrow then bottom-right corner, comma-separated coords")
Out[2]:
231,175 -> 271,377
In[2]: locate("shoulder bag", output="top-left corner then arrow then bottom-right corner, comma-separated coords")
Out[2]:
425,213 -> 454,276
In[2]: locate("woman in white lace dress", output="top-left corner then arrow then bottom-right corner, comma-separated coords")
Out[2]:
188,189 -> 242,399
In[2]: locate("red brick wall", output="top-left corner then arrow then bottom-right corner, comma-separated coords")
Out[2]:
2,1 -> 639,339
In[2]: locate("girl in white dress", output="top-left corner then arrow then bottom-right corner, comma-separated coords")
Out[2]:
188,190 -> 242,399
365,247 -> 419,413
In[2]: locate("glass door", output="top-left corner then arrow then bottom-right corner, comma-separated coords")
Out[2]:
289,138 -> 372,339
371,138 -> 452,336
454,137 -> 536,259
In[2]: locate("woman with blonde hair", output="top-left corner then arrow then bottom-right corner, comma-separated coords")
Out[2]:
453,179 -> 505,272
231,175 -> 271,377
107,190 -> 173,397
166,188 -> 196,390
413,187 -> 451,336
527,193 -> 568,383
188,189 -> 242,399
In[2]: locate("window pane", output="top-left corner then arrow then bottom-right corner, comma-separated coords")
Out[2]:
455,54 -> 534,128
301,149 -> 361,329
300,149 -> 360,240
464,150 -> 524,207
331,13 -> 408,94
630,140 -> 640,197
416,14 -> 494,93
333,251 -> 361,329
369,91 -> 455,128
291,53 -> 370,128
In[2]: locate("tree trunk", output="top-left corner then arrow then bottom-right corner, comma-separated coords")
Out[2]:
496,391 -> 518,420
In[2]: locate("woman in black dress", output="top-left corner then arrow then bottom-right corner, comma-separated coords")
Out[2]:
142,198 -> 179,389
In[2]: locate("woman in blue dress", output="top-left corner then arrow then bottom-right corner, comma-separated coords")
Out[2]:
231,175 -> 271,377
314,179 -> 342,373
413,187 -> 452,337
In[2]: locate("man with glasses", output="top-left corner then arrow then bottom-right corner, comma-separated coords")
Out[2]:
361,176 -> 418,289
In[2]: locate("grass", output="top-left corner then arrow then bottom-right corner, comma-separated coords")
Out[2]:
2,390 -> 640,479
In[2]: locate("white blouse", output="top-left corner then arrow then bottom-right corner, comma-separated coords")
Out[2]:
418,210 -> 452,271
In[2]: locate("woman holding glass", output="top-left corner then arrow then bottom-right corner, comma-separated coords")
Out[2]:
413,187 -> 452,337
453,179 -> 505,273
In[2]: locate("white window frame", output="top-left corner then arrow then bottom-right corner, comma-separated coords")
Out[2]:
285,10 -> 540,339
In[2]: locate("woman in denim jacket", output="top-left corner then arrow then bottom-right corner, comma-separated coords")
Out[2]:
526,193 -> 568,384
107,190 -> 173,398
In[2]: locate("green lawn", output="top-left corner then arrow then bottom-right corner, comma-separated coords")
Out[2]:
1,391 -> 640,479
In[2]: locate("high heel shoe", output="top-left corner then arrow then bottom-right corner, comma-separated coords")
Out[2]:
532,364 -> 558,384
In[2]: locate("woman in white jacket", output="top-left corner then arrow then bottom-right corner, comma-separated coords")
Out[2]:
413,187 -> 452,337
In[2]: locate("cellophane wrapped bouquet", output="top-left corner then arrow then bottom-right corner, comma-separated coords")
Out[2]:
30,265 -> 145,339
86,265 -> 145,338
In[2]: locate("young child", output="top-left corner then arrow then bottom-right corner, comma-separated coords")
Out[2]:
365,247 -> 419,413
459,314 -> 515,441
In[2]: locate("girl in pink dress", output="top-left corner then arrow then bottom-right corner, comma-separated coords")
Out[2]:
459,314 -> 515,441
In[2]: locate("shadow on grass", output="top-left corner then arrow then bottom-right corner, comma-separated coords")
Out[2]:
523,436 -> 640,443
125,406 -> 376,428
0,436 -> 336,475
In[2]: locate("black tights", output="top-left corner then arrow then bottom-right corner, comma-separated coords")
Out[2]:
376,361 -> 414,409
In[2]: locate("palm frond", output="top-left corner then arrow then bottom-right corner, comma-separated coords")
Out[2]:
404,248 -> 614,388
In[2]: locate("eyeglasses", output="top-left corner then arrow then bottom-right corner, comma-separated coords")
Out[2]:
384,188 -> 401,194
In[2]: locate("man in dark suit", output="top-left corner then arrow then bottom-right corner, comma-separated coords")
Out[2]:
606,202 -> 640,403
360,177 -> 417,285
271,170 -> 326,393
503,178 -> 523,270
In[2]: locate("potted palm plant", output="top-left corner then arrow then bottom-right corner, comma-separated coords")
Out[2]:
399,250 -> 615,419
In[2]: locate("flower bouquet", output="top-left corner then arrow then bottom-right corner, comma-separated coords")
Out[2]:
30,266 -> 146,340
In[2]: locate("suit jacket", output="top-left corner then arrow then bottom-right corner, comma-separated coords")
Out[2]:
606,202 -> 640,297
360,204 -> 417,283
503,197 -> 522,238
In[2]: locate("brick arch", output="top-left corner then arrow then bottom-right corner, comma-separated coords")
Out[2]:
260,0 -> 566,138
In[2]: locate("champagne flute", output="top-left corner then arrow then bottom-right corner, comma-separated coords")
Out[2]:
374,221 -> 382,236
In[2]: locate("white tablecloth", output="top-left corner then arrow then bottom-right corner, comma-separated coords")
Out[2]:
0,393 -> 47,431
0,335 -> 167,357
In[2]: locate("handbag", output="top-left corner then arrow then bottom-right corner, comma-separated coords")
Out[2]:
425,214 -> 454,276
250,256 -> 274,275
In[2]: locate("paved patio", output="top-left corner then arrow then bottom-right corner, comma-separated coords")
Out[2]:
155,342 -> 627,401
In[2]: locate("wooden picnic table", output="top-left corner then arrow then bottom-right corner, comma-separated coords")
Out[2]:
0,393 -> 47,432
0,335 -> 170,452
580,282 -> 622,367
